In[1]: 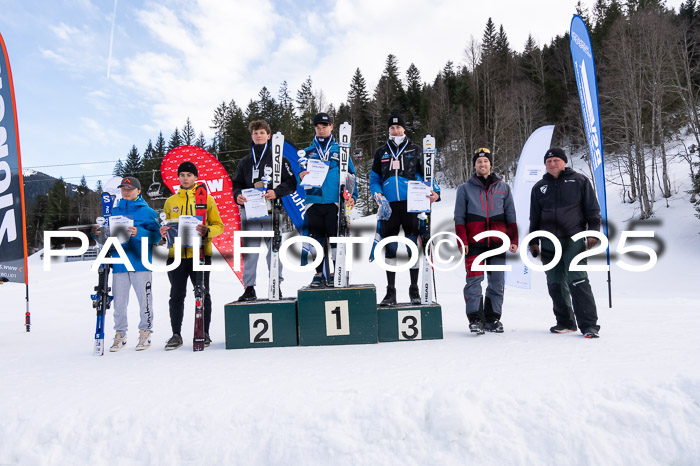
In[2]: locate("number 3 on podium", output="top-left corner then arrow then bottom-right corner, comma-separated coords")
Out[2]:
398,310 -> 422,340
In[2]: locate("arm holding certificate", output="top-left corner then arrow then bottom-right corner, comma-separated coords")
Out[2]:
407,181 -> 432,213
300,159 -> 330,188
241,188 -> 269,220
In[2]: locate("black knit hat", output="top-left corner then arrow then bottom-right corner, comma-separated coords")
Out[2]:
544,147 -> 568,164
472,147 -> 493,167
177,161 -> 198,177
387,110 -> 406,129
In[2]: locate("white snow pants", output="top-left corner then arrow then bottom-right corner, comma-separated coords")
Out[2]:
112,271 -> 154,334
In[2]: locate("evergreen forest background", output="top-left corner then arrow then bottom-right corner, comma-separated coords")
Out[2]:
23,0 -> 700,253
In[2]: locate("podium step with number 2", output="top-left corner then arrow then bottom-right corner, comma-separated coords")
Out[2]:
224,299 -> 298,349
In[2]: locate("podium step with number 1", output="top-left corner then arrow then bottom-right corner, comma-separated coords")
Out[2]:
297,285 -> 378,346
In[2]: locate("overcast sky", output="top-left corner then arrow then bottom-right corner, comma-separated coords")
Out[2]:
0,0 -> 685,187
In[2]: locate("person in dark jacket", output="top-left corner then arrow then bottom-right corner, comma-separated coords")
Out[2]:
369,110 -> 440,305
91,177 -> 161,351
454,148 -> 518,335
232,120 -> 297,301
529,147 -> 602,338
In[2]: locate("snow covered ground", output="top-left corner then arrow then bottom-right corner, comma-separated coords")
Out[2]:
2,165 -> 700,465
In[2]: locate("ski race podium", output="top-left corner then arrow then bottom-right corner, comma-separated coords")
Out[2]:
224,298 -> 298,349
224,286 -> 443,349
377,302 -> 443,342
296,284 -> 378,346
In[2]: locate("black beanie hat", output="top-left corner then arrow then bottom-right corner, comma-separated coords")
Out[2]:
178,161 -> 198,177
472,147 -> 493,167
544,147 -> 568,164
387,110 -> 406,129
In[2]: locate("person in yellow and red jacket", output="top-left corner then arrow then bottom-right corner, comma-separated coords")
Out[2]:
159,161 -> 224,350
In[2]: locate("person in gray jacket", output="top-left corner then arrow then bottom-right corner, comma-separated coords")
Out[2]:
454,148 -> 518,335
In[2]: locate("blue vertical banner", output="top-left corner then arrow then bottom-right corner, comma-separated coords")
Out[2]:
0,32 -> 29,286
570,15 -> 609,238
570,15 -> 612,306
281,141 -> 306,232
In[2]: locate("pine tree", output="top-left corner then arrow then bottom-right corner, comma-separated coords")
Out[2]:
405,63 -> 422,123
122,145 -> 142,177
195,132 -> 207,148
73,176 -> 90,224
113,159 -> 124,177
375,54 -> 406,116
278,80 -> 298,142
168,128 -> 183,150
296,76 -> 318,139
211,101 -> 230,150
256,86 -> 279,129
182,118 -> 196,145
45,178 -> 70,232
141,139 -> 160,196
482,18 -> 497,57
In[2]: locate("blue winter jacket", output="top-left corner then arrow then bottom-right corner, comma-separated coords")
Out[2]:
110,195 -> 161,273
301,138 -> 359,205
369,139 -> 441,203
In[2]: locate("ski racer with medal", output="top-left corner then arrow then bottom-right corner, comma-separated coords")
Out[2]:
370,110 -> 440,306
298,112 -> 358,288
232,120 -> 297,301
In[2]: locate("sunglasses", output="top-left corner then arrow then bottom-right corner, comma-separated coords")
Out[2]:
475,147 -> 491,154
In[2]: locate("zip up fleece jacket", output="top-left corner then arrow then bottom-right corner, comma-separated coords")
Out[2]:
163,185 -> 224,259
301,139 -> 358,205
369,139 -> 441,202
111,196 -> 161,273
528,167 -> 601,244
232,143 -> 297,201
454,173 -> 518,254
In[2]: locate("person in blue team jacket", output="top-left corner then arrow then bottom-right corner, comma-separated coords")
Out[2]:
92,177 -> 161,352
370,110 -> 440,306
299,112 -> 358,287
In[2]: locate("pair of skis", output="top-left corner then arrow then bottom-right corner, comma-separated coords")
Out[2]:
193,183 -> 208,351
92,192 -> 116,355
335,122 -> 352,288
268,132 -> 284,301
419,135 -> 436,305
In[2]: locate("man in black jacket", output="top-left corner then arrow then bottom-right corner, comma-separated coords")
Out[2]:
529,147 -> 602,338
232,120 -> 297,301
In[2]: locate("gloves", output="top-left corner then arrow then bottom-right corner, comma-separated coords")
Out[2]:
529,244 -> 540,258
377,197 -> 392,221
